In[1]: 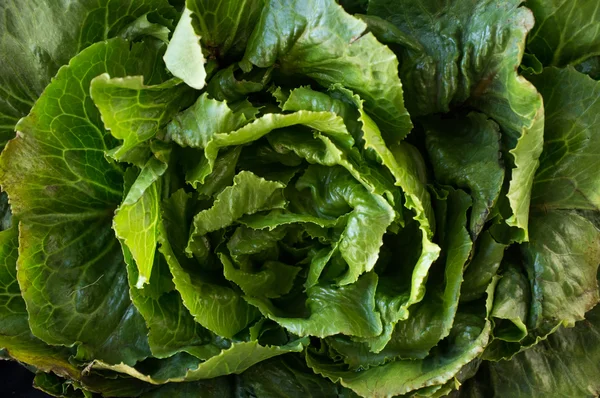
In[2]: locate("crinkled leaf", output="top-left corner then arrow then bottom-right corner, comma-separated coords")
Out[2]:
160,191 -> 260,338
246,272 -> 382,339
243,0 -> 412,141
90,75 -> 194,165
186,171 -> 286,254
460,231 -> 506,303
166,93 -> 252,149
237,355 -> 347,398
488,262 -> 530,343
123,245 -> 221,360
308,308 -> 492,397
295,165 -> 394,285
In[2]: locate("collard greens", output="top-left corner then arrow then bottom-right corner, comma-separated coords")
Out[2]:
0,0 -> 599,396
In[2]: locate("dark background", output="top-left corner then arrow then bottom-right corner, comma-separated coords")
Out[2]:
0,360 -> 51,397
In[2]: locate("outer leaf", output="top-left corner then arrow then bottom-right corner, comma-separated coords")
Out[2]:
18,220 -> 150,365
0,0 -> 174,148
0,39 -> 168,221
246,272 -> 383,339
90,75 -> 194,165
243,0 -> 412,141
0,226 -> 152,396
529,67 -> 600,211
521,210 -> 600,329
526,0 -> 600,66
0,39 -> 175,365
0,226 -> 78,378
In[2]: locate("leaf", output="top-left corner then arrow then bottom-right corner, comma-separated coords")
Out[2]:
479,303 -> 600,397
118,13 -> 172,43
460,231 -> 507,303
221,252 -> 301,299
526,0 -> 600,66
308,306 -> 493,397
123,245 -> 220,360
160,191 -> 260,338
207,64 -> 270,103
0,228 -> 152,397
141,377 -> 234,397
369,0 -> 545,241
242,0 -> 412,142
529,67 -> 600,211
186,171 -> 286,255
114,158 -> 166,288
0,0 -> 174,149
521,210 -> 600,329
0,39 -> 177,366
192,146 -> 242,195
166,93 -> 252,149
489,262 -> 530,343
92,338 -> 308,383
17,220 -> 151,365
0,39 -> 169,222
237,355 -> 345,398
330,188 -> 472,365
382,188 -> 472,359
294,165 -> 394,285
187,0 -> 265,59
246,272 -> 382,339
163,8 -> 207,89
0,226 -> 78,377
425,113 -> 504,238
575,56 -> 600,80
90,75 -> 194,165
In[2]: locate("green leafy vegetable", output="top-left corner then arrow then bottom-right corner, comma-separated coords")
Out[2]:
1,1 -> 599,396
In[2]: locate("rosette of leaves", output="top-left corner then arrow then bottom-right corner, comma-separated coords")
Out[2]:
0,0 -> 599,397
